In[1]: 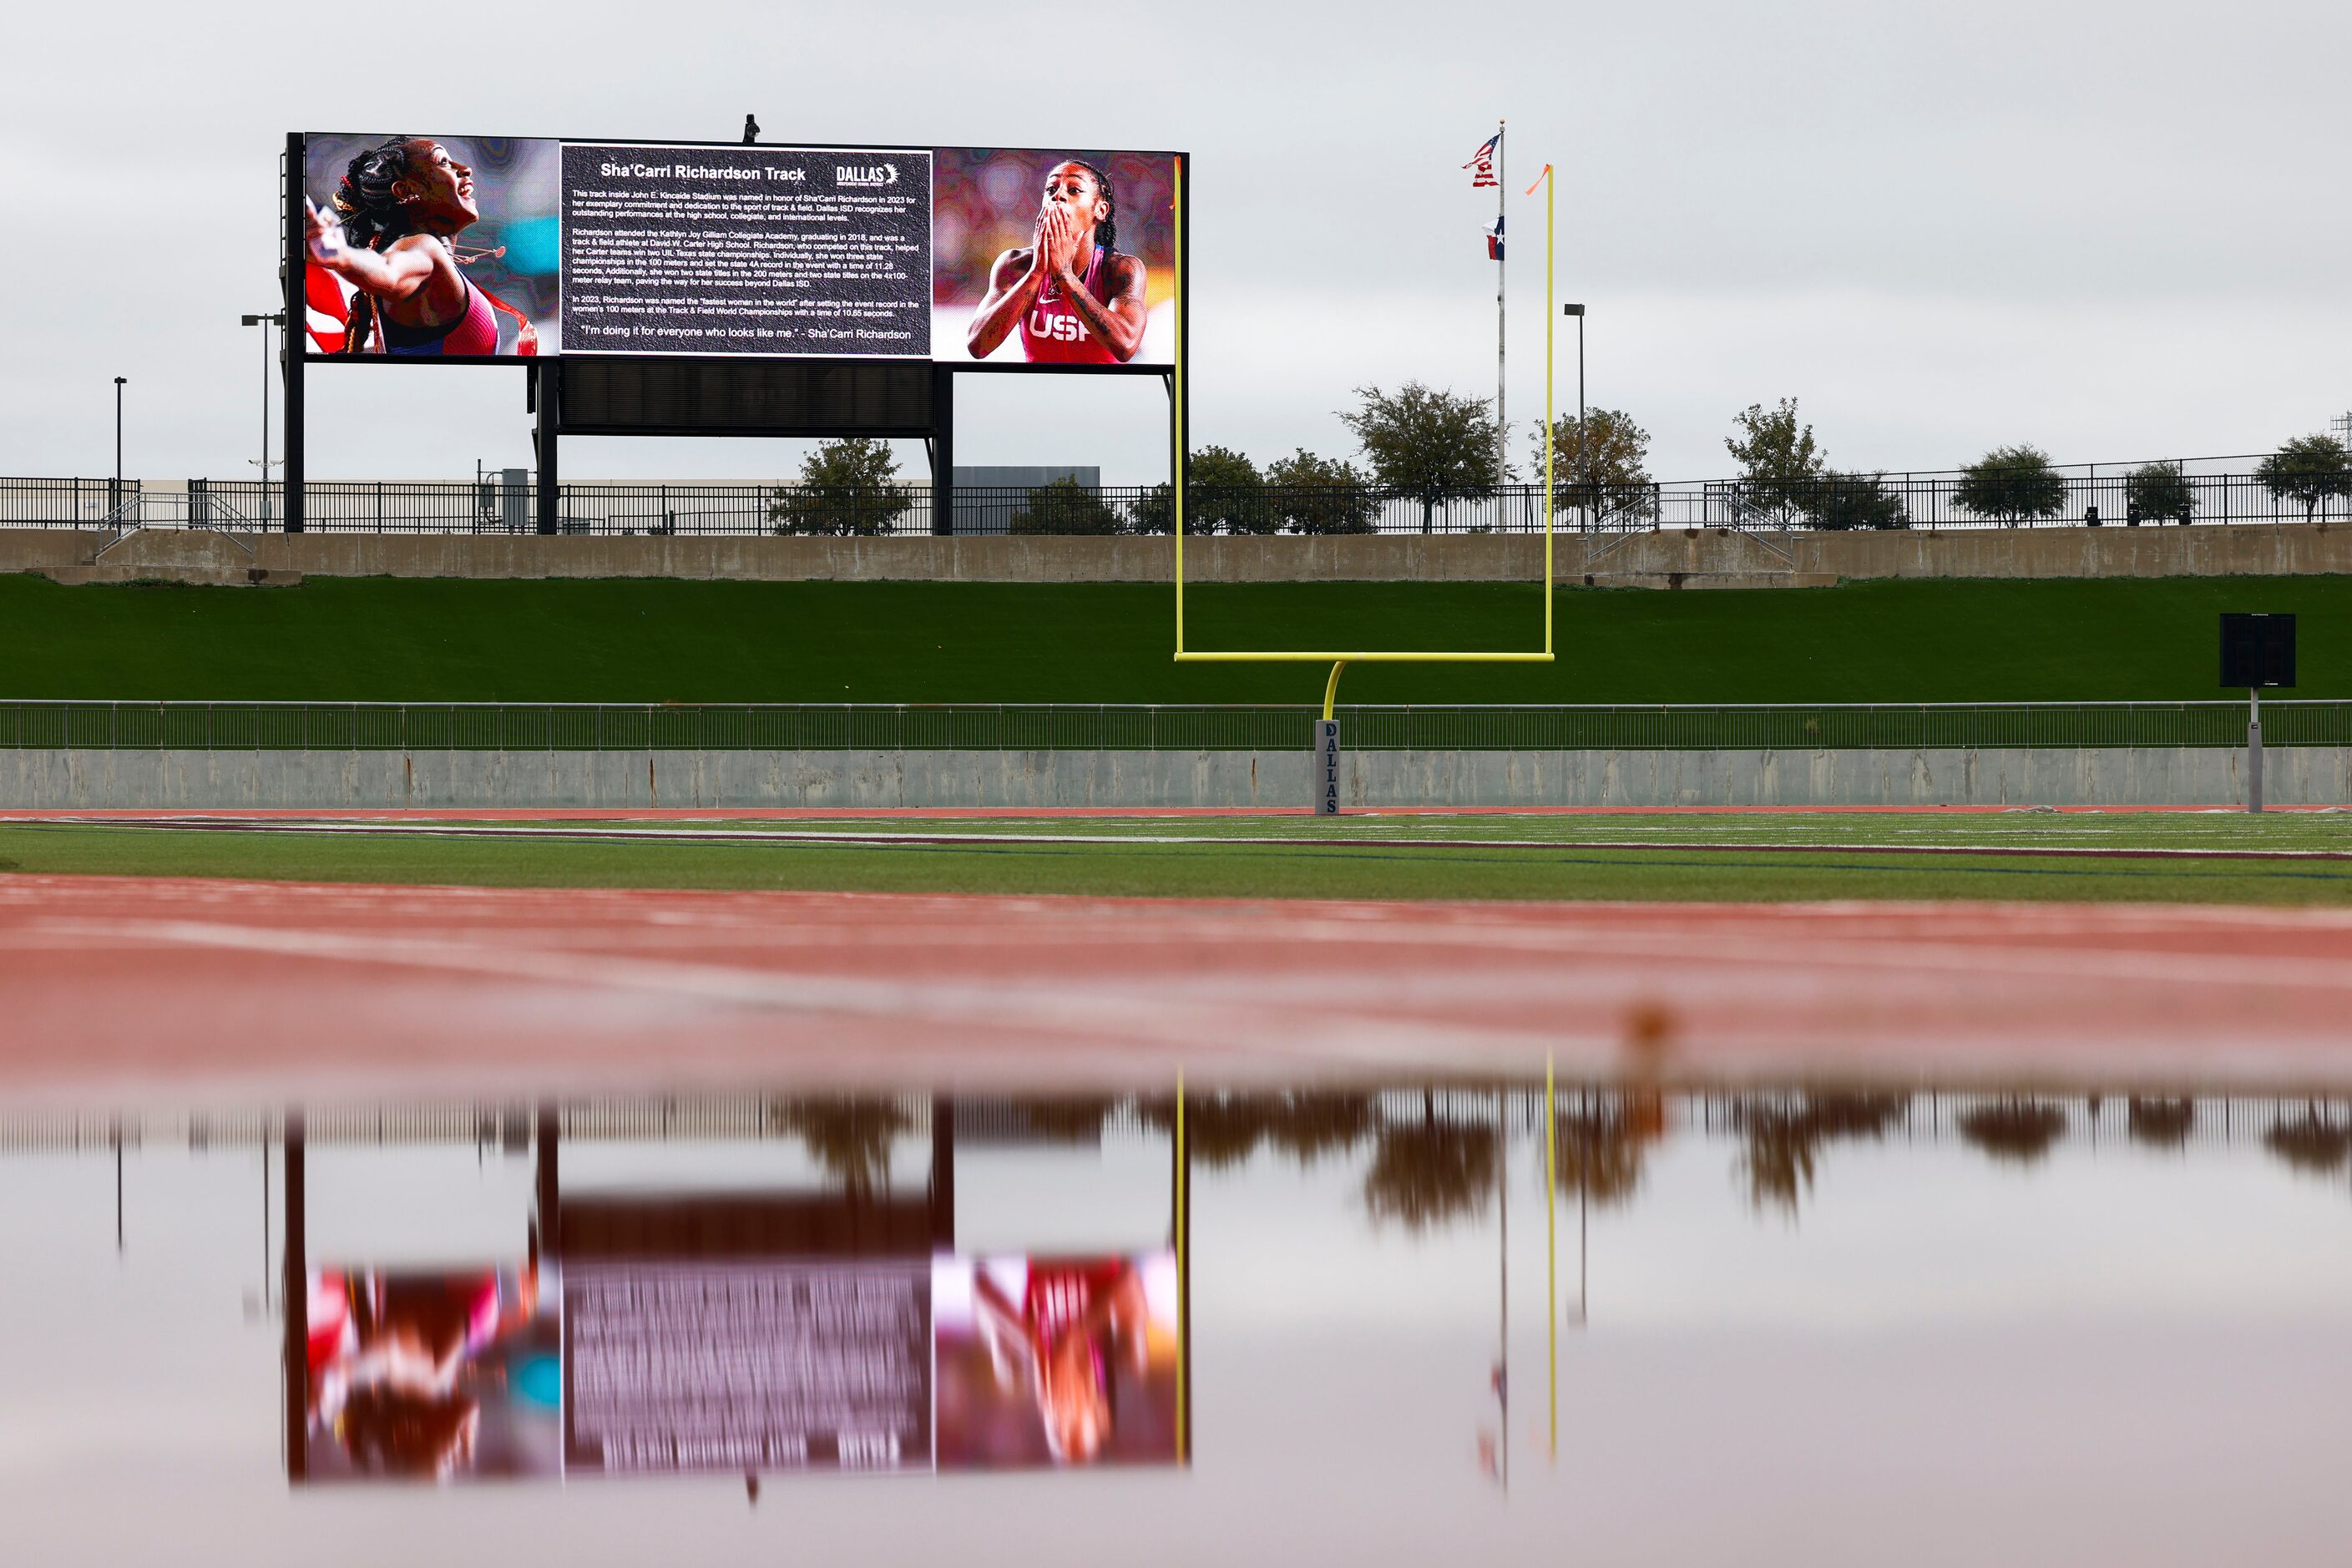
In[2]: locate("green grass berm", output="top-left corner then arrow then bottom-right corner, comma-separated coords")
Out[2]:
0,573 -> 2343,705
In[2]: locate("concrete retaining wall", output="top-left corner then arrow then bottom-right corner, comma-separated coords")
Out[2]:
5,746 -> 2344,809
10,520 -> 2352,585
1579,522 -> 2352,584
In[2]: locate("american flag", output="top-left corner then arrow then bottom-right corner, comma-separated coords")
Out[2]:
1463,131 -> 1500,188
304,261 -> 355,354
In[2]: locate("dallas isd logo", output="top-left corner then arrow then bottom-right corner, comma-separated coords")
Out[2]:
836,164 -> 900,186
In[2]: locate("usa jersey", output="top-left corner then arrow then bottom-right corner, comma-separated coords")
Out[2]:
1023,1257 -> 1130,1347
1020,245 -> 1120,364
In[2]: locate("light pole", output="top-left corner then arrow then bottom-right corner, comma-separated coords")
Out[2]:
241,312 -> 286,522
112,377 -> 127,518
1561,305 -> 1586,530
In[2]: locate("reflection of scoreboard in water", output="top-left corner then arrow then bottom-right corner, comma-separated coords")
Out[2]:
280,134 -> 1186,537
281,1095 -> 1191,1485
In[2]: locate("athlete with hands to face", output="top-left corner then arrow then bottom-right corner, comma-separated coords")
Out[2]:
965,159 -> 1148,364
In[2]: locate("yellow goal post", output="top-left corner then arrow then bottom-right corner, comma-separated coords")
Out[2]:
1169,154 -> 1559,720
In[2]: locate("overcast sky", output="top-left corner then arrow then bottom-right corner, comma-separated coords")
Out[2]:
4,0 -> 2346,484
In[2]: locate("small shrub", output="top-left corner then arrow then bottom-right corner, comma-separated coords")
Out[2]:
1806,472 -> 1909,530
2123,463 -> 2194,526
1955,445 -> 2066,527
2256,435 -> 2352,524
1265,449 -> 1378,535
1009,475 -> 1123,535
769,438 -> 913,537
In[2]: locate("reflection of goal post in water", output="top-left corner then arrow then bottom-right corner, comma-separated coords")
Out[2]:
1169,159 -> 1560,812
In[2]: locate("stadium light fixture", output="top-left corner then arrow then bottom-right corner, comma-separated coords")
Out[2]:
1563,305 -> 1586,533
112,377 -> 126,514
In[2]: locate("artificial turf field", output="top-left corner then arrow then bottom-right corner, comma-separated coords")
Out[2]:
5,571 -> 2345,904
3,571 -> 2348,704
4,810 -> 2349,904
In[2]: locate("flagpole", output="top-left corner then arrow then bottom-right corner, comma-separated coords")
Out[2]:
1495,119 -> 1506,493
1545,1052 -> 1557,1463
1528,161 -> 1553,656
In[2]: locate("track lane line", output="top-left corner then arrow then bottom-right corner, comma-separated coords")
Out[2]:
10,815 -> 2351,862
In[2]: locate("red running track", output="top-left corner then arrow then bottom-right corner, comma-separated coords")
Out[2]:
6,876 -> 2352,1101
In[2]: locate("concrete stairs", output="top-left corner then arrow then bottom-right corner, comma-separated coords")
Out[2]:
1574,526 -> 1836,589
1576,569 -> 1841,590
42,529 -> 301,588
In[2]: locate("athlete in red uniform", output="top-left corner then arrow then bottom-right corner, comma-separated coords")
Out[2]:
305,138 -> 526,357
972,1255 -> 1151,1462
965,160 -> 1149,364
305,1267 -> 515,1478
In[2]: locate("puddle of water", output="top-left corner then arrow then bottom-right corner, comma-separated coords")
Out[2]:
4,1084 -> 2350,1565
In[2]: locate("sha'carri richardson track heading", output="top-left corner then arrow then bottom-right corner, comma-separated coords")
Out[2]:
591,158 -> 767,180
591,159 -> 901,185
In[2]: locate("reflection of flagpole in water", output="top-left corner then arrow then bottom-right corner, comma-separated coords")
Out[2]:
1175,1070 -> 1190,1467
1578,1088 -> 1590,1328
1545,1058 -> 1557,1462
1497,1085 -> 1508,1495
283,1108 -> 308,1484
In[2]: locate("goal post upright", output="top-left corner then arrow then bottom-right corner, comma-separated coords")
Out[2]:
1172,154 -> 1185,659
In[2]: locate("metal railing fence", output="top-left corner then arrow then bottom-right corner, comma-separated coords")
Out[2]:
11,1089 -> 2343,1156
1,701 -> 2340,753
6,458 -> 2349,537
3,477 -> 144,526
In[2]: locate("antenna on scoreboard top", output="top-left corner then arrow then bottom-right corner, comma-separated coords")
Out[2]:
742,114 -> 761,144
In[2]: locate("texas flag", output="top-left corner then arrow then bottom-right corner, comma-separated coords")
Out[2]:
1485,214 -> 1505,261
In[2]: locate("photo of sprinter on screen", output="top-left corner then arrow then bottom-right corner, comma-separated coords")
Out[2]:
965,160 -> 1145,364
934,149 -> 1176,367
301,134 -> 559,358
301,1264 -> 562,1483
933,1250 -> 1181,1469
